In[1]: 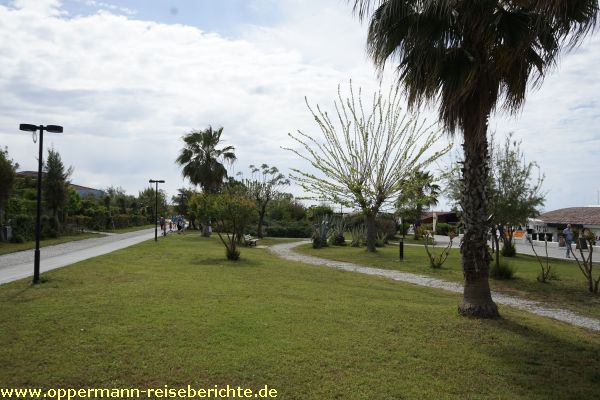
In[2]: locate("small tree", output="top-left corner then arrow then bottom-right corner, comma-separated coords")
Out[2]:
571,230 -> 599,293
244,164 -> 289,238
0,147 -> 18,241
43,147 -> 73,220
286,83 -> 450,252
396,169 -> 441,240
210,188 -> 257,260
490,134 -> 545,260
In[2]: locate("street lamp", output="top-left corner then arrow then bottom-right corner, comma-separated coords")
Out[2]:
149,179 -> 165,241
19,123 -> 63,284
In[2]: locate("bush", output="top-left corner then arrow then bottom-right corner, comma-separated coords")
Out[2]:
490,261 -> 516,280
265,220 -> 312,238
41,215 -> 60,239
12,234 -> 25,243
226,247 -> 240,261
112,214 -> 130,229
11,214 -> 34,242
501,241 -> 516,257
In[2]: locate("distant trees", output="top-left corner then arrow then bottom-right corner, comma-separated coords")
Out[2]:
244,164 -> 290,238
395,169 -> 441,239
176,126 -> 236,193
0,147 -> 18,241
287,83 -> 449,252
43,147 -> 72,219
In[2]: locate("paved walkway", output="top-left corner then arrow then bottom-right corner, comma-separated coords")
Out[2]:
269,241 -> 600,332
428,234 -> 597,263
0,228 -> 156,284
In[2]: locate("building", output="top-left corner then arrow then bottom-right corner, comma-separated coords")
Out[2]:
527,206 -> 600,243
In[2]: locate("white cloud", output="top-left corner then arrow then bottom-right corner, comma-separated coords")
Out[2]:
0,0 -> 597,211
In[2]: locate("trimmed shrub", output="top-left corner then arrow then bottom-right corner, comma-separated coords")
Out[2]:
265,220 -> 312,238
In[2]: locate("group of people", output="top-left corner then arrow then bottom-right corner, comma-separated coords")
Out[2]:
159,215 -> 186,236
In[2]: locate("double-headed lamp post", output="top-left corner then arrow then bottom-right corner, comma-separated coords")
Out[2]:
149,179 -> 165,241
19,123 -> 64,284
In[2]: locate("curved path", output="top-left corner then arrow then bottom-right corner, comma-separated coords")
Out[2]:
270,241 -> 600,332
0,228 -> 156,284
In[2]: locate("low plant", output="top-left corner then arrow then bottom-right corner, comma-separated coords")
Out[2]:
490,260 -> 516,280
328,217 -> 346,246
349,225 -> 365,247
423,230 -> 455,268
526,233 -> 557,283
312,215 -> 331,249
501,241 -> 516,257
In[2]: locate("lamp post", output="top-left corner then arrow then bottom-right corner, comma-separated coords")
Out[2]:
149,179 -> 165,241
19,123 -> 63,284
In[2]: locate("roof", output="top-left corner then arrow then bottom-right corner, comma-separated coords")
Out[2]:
15,171 -> 39,177
539,207 -> 600,226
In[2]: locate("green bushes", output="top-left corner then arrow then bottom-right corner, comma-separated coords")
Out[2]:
11,214 -> 34,242
421,222 -> 455,236
264,221 -> 312,238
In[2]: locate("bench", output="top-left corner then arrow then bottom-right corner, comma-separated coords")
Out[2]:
244,234 -> 258,247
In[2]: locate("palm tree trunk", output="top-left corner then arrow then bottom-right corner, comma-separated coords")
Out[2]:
458,134 -> 499,318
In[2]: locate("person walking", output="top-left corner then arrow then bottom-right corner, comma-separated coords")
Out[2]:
563,224 -> 574,258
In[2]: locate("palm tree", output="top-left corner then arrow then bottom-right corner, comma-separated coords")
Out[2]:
352,0 -> 598,317
396,170 -> 440,239
176,126 -> 237,194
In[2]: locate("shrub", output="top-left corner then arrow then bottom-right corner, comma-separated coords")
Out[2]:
112,214 -> 130,229
501,241 -> 516,257
11,214 -> 34,242
265,220 -> 312,238
12,234 -> 25,243
350,225 -> 365,247
226,247 -> 240,261
490,261 -> 516,280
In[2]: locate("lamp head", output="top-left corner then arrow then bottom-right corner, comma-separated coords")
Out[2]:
45,125 -> 63,133
19,124 -> 38,132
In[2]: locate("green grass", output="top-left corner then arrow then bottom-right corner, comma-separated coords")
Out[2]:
0,234 -> 599,399
298,243 -> 600,320
0,232 -> 107,256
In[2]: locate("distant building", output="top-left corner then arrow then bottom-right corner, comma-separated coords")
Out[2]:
421,211 -> 460,224
528,206 -> 600,242
15,171 -> 105,199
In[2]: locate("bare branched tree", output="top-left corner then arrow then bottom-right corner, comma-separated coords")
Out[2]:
286,83 -> 451,252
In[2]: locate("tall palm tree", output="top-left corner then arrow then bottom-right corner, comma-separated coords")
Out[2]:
396,170 -> 440,238
176,126 -> 237,194
352,0 -> 598,317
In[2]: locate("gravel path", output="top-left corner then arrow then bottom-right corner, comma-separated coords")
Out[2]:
269,241 -> 600,332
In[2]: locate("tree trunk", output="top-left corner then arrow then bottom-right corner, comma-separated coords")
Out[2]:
458,135 -> 499,318
365,213 -> 376,252
257,209 -> 265,238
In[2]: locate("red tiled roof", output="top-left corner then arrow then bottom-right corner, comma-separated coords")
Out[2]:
539,207 -> 600,226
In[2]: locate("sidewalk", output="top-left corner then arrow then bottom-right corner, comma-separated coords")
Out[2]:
429,235 -> 597,263
0,228 -> 155,285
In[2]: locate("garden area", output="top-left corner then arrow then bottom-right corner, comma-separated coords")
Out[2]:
1,233 -> 599,399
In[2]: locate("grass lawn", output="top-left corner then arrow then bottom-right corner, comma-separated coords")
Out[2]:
1,234 -> 599,399
298,243 -> 600,320
0,232 -> 107,256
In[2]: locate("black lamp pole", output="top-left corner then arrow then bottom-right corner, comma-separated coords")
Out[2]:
19,124 -> 63,284
149,179 -> 164,241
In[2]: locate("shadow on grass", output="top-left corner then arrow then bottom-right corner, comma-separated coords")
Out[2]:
480,315 -> 600,396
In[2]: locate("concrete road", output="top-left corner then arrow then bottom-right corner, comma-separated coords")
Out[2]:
0,228 -> 156,285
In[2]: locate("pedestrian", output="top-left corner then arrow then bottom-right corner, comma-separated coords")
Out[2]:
159,216 -> 165,232
563,224 -> 574,258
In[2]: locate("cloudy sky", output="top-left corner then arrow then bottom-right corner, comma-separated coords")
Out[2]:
0,0 -> 598,212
